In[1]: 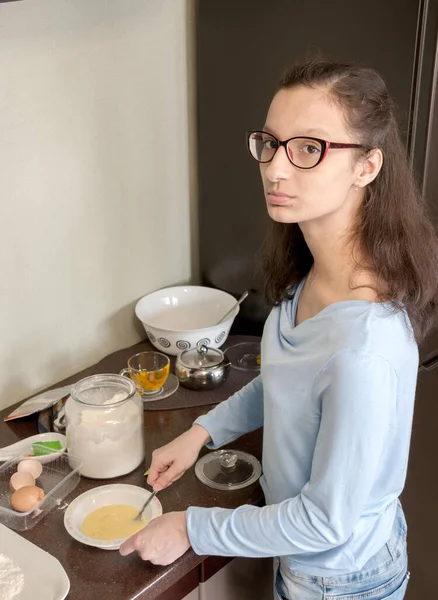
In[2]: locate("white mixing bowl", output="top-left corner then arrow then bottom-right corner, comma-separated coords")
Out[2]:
135,286 -> 239,356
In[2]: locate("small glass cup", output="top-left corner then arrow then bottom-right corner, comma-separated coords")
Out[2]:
120,352 -> 170,398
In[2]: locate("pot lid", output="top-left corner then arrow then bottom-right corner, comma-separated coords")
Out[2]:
179,344 -> 224,369
195,449 -> 262,491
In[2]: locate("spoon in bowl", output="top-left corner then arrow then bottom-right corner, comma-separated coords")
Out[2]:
134,491 -> 157,522
215,291 -> 249,326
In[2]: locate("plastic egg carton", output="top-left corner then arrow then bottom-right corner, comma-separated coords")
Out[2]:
0,453 -> 82,531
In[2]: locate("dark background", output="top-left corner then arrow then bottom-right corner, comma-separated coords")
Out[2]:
196,0 -> 438,355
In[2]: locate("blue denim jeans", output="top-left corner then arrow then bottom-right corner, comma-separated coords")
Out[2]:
275,502 -> 409,599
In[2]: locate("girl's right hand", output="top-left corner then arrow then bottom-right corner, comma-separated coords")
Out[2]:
147,424 -> 211,491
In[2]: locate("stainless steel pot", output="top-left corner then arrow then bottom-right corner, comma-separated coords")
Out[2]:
175,344 -> 230,390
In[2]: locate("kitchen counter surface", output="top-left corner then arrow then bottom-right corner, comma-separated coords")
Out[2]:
0,336 -> 263,600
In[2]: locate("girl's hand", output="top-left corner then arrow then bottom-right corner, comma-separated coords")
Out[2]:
146,425 -> 210,491
119,511 -> 190,565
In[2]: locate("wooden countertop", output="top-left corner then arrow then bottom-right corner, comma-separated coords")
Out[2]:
0,337 -> 263,600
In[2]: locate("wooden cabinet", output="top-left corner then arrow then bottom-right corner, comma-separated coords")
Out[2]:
156,557 -> 273,600
182,589 -> 199,600
199,558 -> 273,600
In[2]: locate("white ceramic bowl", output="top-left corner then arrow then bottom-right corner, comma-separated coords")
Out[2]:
64,484 -> 162,550
0,432 -> 66,464
135,285 -> 239,356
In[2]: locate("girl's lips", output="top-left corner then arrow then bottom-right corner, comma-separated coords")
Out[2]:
267,192 -> 294,205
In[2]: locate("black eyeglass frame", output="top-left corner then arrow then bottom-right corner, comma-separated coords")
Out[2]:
247,130 -> 367,170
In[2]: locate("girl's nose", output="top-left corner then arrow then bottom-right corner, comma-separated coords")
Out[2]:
262,145 -> 292,182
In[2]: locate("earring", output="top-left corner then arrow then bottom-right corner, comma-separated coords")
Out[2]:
354,186 -> 359,192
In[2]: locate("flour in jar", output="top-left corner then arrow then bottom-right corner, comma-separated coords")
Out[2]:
79,392 -> 127,425
66,388 -> 144,479
0,555 -> 24,600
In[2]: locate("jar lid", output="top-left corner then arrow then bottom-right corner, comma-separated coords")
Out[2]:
71,374 -> 136,407
194,449 -> 262,491
179,344 -> 224,369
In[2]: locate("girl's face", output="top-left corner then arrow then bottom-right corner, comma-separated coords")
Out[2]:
260,85 -> 366,227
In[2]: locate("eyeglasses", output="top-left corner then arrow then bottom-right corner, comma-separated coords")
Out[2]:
247,130 -> 365,170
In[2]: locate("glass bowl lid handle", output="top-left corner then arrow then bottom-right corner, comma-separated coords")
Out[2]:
219,451 -> 238,468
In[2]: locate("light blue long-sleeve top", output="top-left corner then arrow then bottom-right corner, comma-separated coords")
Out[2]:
186,278 -> 418,576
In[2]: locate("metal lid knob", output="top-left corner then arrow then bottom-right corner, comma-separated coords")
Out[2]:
197,343 -> 208,355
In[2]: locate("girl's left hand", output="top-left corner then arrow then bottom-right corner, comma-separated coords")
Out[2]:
119,511 -> 191,565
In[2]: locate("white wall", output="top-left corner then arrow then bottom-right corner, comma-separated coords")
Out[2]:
0,0 -> 198,410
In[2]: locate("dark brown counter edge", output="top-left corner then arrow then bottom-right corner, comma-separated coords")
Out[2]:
158,556 -> 236,600
0,336 -> 264,600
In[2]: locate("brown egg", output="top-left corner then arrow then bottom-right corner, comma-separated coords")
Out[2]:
17,459 -> 43,479
9,471 -> 35,492
10,485 -> 45,512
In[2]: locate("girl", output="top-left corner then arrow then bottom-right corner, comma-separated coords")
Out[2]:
120,59 -> 438,600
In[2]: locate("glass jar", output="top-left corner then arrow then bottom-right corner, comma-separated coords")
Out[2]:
65,374 -> 145,479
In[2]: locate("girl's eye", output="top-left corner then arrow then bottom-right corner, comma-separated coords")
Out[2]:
263,139 -> 278,150
302,144 -> 320,154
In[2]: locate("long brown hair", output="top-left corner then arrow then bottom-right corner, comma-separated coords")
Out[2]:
260,58 -> 438,343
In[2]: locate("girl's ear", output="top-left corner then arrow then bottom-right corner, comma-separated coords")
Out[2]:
355,148 -> 383,189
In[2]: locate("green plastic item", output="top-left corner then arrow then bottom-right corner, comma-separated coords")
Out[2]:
32,440 -> 63,456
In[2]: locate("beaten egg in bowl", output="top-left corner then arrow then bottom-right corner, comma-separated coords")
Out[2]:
81,504 -> 146,540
